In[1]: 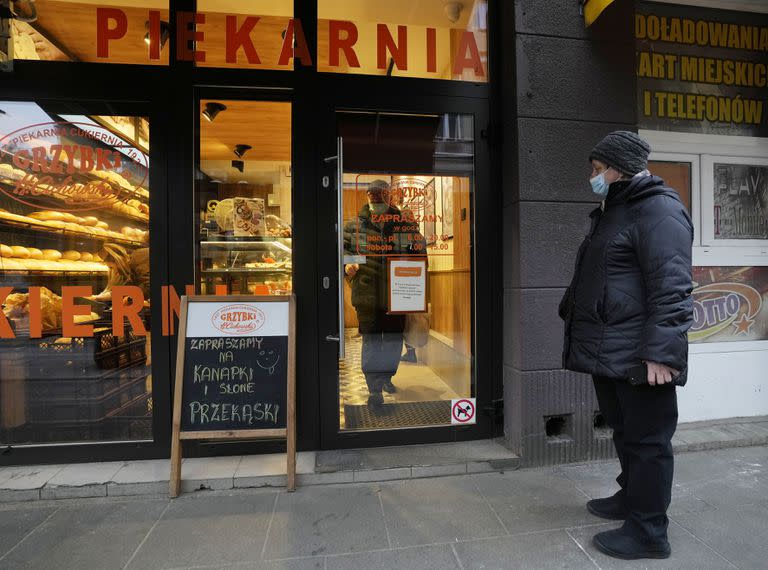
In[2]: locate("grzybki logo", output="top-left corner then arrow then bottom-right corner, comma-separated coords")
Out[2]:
390,177 -> 434,217
211,304 -> 266,336
0,121 -> 148,212
689,282 -> 763,342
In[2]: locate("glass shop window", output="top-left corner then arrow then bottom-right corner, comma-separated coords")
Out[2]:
0,100 -> 153,445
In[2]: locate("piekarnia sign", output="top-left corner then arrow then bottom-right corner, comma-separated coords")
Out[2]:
95,8 -> 485,76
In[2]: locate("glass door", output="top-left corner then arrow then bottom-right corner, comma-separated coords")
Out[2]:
320,109 -> 483,442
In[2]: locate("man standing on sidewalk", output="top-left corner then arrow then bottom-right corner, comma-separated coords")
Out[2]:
559,131 -> 694,560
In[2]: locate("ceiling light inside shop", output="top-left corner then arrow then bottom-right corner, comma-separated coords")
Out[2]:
144,20 -> 171,50
202,102 -> 227,122
233,144 -> 253,159
444,1 -> 464,23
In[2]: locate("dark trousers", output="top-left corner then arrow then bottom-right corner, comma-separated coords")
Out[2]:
361,332 -> 403,394
592,376 -> 678,543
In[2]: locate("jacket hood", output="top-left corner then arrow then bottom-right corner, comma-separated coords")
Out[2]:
606,174 -> 681,205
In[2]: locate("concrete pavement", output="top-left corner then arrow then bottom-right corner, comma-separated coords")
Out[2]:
0,445 -> 766,569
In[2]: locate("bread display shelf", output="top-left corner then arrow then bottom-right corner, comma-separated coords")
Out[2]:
200,238 -> 292,251
0,269 -> 108,276
0,218 -> 144,248
201,267 -> 292,274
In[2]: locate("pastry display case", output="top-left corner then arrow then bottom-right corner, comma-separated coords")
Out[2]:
0,106 -> 152,445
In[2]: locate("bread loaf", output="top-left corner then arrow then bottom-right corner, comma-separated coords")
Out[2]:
61,251 -> 81,261
29,211 -> 67,222
82,216 -> 99,227
27,248 -> 43,260
79,252 -> 94,262
0,244 -> 12,257
0,258 -> 24,270
42,249 -> 62,261
10,246 -> 30,259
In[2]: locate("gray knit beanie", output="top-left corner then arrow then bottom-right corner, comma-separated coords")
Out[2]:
589,131 -> 651,175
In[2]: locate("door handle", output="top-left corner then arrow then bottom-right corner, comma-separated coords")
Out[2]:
323,137 -> 345,359
325,335 -> 340,342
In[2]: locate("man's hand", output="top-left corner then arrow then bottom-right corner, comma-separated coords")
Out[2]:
646,361 -> 679,386
344,263 -> 359,278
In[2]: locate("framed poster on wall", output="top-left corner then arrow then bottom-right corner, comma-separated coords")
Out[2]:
701,155 -> 768,247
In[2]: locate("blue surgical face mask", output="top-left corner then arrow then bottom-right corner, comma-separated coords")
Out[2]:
590,172 -> 610,198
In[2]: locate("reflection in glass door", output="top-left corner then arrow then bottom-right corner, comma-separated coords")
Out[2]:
332,111 -> 475,431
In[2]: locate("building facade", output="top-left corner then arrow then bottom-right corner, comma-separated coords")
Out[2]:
0,0 -> 765,468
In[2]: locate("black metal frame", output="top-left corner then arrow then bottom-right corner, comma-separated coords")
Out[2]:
0,0 -> 502,465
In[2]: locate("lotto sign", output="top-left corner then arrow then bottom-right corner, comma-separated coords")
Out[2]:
451,398 -> 476,425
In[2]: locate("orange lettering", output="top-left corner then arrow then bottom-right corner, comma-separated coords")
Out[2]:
176,11 -> 206,63
377,24 -> 408,71
452,31 -> 485,77
96,7 -> 128,59
278,18 -> 313,66
148,10 -> 162,60
12,149 -> 30,170
0,287 -> 15,338
226,16 -> 260,64
162,284 -> 195,336
112,286 -> 147,337
28,286 -> 42,338
215,284 -> 228,295
426,28 -> 437,73
329,20 -> 360,68
61,286 -> 94,338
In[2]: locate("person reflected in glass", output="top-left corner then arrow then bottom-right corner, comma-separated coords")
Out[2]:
344,179 -> 425,410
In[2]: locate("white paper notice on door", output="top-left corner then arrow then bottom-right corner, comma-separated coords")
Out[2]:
388,258 -> 427,313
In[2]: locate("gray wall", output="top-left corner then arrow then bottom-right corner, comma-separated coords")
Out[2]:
501,0 -> 637,465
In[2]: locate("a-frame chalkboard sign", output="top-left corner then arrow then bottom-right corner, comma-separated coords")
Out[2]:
170,295 -> 296,498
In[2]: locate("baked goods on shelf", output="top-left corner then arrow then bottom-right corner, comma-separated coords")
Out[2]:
2,287 -> 100,331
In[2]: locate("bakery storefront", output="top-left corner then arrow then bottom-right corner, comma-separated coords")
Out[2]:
0,1 -> 499,465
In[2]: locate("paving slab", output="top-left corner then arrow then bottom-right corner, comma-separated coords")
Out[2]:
671,502 -> 768,569
0,506 -> 57,558
126,491 -> 277,569
472,469 -> 597,534
379,476 -> 506,548
453,529 -> 596,570
40,461 -> 124,499
316,440 -> 519,472
0,465 -> 62,491
327,544 -> 460,569
555,459 -> 621,500
569,520 -> 738,569
181,456 -> 242,492
263,484 -> 389,559
0,499 -> 167,570
188,558 -> 325,570
234,452 -> 316,489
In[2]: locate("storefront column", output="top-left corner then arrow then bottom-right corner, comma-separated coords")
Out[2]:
500,0 -> 637,465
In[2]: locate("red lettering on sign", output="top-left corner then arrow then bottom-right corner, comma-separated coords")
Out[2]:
453,31 -> 484,77
226,16 -> 261,64
177,11 -> 206,63
148,10 -> 162,60
329,20 -> 360,68
426,28 -> 437,73
278,18 -> 312,66
377,24 -> 407,71
96,8 -> 128,59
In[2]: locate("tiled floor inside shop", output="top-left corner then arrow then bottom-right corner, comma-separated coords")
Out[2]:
338,329 -> 461,430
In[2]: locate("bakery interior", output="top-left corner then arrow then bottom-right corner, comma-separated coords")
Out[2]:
0,101 -> 152,446
196,99 -> 293,297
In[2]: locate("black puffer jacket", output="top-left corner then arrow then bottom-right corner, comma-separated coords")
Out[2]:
343,204 -> 425,334
559,174 -> 694,384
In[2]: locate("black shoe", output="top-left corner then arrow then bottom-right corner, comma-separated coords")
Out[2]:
382,381 -> 397,394
400,348 -> 417,363
593,528 -> 671,560
587,492 -> 629,520
367,392 -> 384,409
